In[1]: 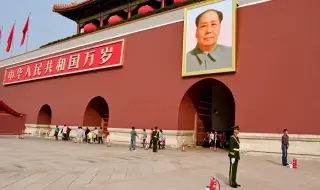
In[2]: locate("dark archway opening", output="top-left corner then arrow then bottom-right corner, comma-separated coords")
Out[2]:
83,96 -> 109,135
37,104 -> 52,125
178,79 -> 235,146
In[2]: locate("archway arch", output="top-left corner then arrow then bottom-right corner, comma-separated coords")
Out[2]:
83,96 -> 109,134
178,78 -> 235,146
37,104 -> 52,125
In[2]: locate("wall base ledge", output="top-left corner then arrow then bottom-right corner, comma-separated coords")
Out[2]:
23,125 -> 320,155
239,132 -> 320,142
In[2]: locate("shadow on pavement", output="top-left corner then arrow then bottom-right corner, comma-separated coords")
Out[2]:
266,159 -> 282,166
215,173 -> 229,186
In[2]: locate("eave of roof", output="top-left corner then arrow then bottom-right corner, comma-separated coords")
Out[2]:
0,100 -> 22,117
53,0 -> 118,22
53,0 -> 104,13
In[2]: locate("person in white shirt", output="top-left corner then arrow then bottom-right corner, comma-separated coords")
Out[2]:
158,129 -> 164,149
214,131 -> 218,150
76,126 -> 84,143
210,132 -> 214,148
62,125 -> 67,141
93,127 -> 99,143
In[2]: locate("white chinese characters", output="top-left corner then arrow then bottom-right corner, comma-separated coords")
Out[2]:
56,58 -> 66,72
34,63 -> 42,76
7,70 -> 15,80
84,51 -> 95,67
69,54 -> 80,70
4,41 -> 122,85
45,60 -> 53,74
100,46 -> 113,64
17,68 -> 23,79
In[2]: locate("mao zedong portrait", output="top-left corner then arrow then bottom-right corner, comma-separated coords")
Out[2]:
186,9 -> 232,73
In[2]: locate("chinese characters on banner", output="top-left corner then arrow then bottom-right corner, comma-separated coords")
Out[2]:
3,39 -> 125,85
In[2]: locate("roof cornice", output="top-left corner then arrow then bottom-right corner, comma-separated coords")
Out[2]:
53,0 -> 99,12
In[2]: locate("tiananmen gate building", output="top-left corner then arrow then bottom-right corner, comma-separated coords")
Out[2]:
0,0 -> 319,156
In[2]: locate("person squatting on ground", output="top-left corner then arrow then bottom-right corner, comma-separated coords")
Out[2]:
142,129 -> 147,148
229,125 -> 241,188
281,129 -> 289,166
87,131 -> 94,144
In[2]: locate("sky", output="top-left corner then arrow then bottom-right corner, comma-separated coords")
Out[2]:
0,0 -> 76,60
185,0 -> 233,53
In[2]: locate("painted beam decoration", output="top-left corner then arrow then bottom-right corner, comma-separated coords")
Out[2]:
3,39 -> 125,85
182,0 -> 236,77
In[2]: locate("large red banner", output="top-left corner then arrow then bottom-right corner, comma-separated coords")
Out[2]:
3,39 -> 125,85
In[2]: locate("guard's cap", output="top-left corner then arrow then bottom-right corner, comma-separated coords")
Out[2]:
231,125 -> 240,130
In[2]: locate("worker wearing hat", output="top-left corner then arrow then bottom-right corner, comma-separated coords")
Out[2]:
229,125 -> 241,188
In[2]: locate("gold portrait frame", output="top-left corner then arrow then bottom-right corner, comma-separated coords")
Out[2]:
182,0 -> 237,77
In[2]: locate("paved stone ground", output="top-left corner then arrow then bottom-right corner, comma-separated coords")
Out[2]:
0,137 -> 319,190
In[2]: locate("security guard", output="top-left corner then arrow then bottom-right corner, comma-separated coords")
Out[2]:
152,126 -> 160,152
229,125 -> 241,188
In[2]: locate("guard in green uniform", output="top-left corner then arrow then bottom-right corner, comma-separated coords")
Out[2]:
228,125 -> 241,188
152,126 -> 160,152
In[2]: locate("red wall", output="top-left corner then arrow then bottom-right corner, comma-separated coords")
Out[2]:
0,114 -> 26,135
232,0 -> 320,134
0,0 -> 319,134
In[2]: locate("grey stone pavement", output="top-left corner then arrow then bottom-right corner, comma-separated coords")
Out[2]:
0,137 -> 319,190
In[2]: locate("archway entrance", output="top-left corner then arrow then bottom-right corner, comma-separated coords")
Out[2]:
178,79 -> 235,146
83,96 -> 109,135
37,104 -> 52,125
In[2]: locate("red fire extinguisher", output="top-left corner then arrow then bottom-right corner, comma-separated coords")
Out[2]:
208,177 -> 220,190
292,158 -> 297,169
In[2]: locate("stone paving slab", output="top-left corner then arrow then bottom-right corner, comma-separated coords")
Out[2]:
0,137 -> 319,190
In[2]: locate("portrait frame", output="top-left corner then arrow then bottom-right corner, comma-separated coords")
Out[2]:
182,0 -> 237,77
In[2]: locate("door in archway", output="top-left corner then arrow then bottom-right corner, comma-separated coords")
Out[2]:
178,79 -> 235,146
211,83 -> 235,133
196,88 -> 213,145
83,96 -> 109,135
37,104 -> 52,125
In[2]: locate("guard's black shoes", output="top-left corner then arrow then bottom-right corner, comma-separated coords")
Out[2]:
236,184 -> 241,187
231,185 -> 238,188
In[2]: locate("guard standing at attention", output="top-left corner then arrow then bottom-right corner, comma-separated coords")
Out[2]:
229,125 -> 241,188
152,126 -> 160,152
